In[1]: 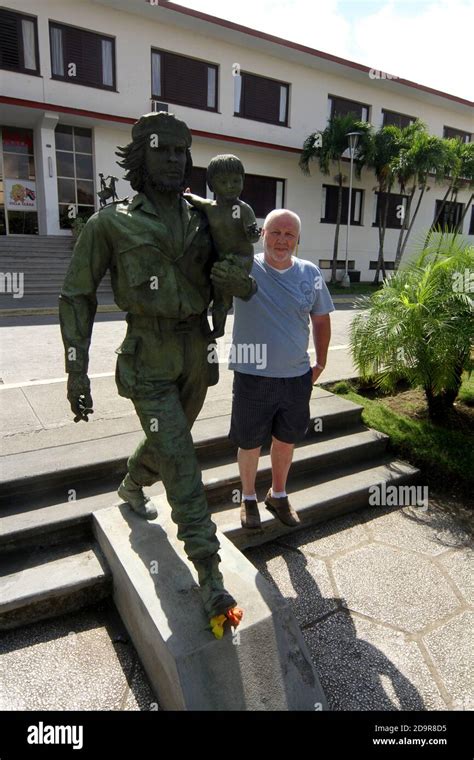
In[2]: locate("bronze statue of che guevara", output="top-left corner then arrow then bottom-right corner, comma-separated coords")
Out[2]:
59,112 -> 258,631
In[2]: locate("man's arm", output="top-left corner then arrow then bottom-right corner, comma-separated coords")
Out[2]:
59,212 -> 111,420
310,313 -> 331,384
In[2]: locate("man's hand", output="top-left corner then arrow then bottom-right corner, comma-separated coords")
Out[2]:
67,373 -> 94,422
211,258 -> 254,299
311,364 -> 325,385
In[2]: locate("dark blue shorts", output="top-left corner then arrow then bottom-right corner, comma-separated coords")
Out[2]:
229,369 -> 313,449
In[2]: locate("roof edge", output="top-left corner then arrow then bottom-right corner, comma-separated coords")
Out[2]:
157,0 -> 473,108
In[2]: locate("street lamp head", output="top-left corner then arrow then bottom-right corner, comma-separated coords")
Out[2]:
346,131 -> 362,152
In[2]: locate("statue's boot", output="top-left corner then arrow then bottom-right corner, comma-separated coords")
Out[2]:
118,473 -> 158,520
193,554 -> 237,620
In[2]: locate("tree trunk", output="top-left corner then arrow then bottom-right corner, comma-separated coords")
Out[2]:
373,190 -> 390,284
394,188 -> 414,270
399,186 -> 426,261
424,357 -> 464,422
424,184 -> 453,247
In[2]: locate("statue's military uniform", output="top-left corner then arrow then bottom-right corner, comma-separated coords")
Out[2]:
59,192 -> 221,562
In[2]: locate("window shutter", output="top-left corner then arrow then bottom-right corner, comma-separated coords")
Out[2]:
163,52 -> 209,108
241,174 -> 281,218
0,10 -> 21,70
331,97 -> 367,121
376,192 -> 406,229
64,27 -> 102,86
383,111 -> 413,129
189,167 -> 207,198
242,73 -> 281,123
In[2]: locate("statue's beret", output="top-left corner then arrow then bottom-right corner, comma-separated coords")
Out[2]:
131,112 -> 192,146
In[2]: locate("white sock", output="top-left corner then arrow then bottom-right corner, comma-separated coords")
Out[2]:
271,489 -> 287,498
242,493 -> 257,502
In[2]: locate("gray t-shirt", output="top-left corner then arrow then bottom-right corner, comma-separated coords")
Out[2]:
229,253 -> 335,377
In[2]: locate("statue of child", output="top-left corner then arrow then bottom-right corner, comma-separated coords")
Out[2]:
184,154 -> 260,338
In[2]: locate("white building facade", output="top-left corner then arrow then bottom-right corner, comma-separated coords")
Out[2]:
0,0 -> 472,279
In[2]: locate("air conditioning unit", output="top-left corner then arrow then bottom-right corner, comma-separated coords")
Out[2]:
151,100 -> 169,113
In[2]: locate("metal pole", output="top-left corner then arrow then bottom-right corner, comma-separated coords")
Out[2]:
342,132 -> 360,288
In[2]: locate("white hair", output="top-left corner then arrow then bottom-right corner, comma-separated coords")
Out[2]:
263,208 -> 301,234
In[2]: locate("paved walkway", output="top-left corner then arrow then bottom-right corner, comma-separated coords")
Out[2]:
1,308 -> 472,712
246,502 -> 473,711
0,599 -> 156,710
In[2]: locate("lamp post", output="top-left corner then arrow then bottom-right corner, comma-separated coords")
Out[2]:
341,131 -> 361,288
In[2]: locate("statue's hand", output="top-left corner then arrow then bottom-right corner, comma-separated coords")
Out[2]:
67,373 -> 94,422
246,222 -> 261,243
183,192 -> 209,209
211,259 -> 254,299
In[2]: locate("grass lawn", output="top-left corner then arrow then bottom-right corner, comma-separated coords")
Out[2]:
325,373 -> 474,529
327,282 -> 383,296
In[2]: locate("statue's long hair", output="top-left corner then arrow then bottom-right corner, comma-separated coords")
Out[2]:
115,134 -> 193,193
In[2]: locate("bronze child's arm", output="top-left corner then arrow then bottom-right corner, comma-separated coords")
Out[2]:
240,201 -> 261,243
183,192 -> 213,211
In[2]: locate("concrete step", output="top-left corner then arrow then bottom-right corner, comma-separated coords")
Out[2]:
0,394 -> 363,500
0,540 -> 111,630
0,241 -> 72,244
0,425 -> 376,553
0,257 -> 72,263
204,428 -> 388,506
213,456 -> 421,550
93,503 -> 327,710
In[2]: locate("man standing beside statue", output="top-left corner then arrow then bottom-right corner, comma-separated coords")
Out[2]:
59,112 -> 256,632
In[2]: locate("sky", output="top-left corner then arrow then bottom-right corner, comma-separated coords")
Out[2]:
170,0 -> 473,101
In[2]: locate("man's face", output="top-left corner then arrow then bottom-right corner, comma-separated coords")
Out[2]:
144,136 -> 187,191
212,172 -> 243,201
262,213 -> 299,266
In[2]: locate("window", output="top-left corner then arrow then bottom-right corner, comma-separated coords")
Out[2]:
188,167 -> 208,197
328,96 -> 369,122
469,206 -> 474,235
240,174 -> 285,218
321,185 -> 363,225
49,22 -> 115,90
319,259 -> 355,270
0,8 -> 39,74
433,199 -> 464,232
382,110 -> 415,129
369,261 -> 395,270
151,49 -> 217,111
373,192 -> 408,229
234,72 -> 289,126
443,126 -> 471,143
55,125 -> 95,229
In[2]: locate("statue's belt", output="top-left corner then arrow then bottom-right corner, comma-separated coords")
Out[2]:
127,313 -> 206,334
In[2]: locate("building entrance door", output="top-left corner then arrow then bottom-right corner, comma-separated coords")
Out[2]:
0,126 -> 38,235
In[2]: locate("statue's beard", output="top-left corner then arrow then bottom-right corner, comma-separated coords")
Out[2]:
143,167 -> 186,194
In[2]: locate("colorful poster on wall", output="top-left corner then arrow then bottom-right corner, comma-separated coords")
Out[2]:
5,179 -> 37,210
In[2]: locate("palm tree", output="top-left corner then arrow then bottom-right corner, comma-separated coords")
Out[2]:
454,142 -> 474,233
429,139 -> 474,237
362,125 -> 404,284
392,127 -> 448,270
351,234 -> 474,422
300,114 -> 372,283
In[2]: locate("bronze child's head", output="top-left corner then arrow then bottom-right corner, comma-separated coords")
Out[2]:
206,154 -> 245,202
